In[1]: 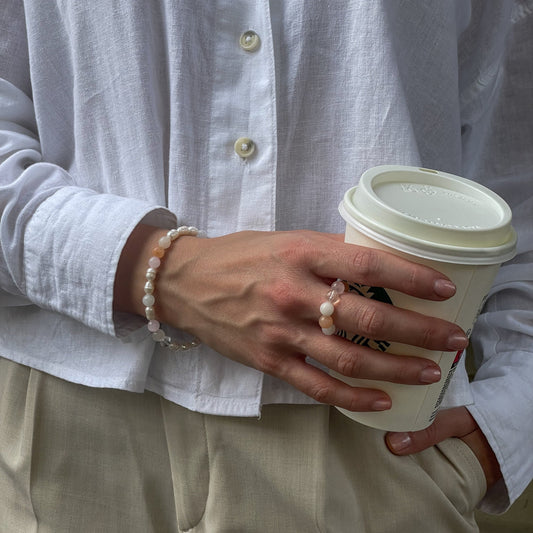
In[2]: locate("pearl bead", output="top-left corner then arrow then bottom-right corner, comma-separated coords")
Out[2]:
331,280 -> 345,294
144,281 -> 154,294
142,226 -> 202,352
322,325 -> 336,336
320,301 -> 335,316
142,294 -> 155,307
148,256 -> 161,269
318,280 -> 346,337
158,235 -> 171,249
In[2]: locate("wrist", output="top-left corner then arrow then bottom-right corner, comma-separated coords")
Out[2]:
142,226 -> 203,350
113,224 -> 169,316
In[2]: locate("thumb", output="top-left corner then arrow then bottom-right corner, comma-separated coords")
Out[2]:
385,407 -> 477,456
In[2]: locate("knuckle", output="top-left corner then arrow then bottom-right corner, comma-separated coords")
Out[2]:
309,384 -> 332,404
254,348 -> 282,375
263,276 -> 308,314
346,392 -> 366,412
256,322 -> 290,347
390,361 -> 415,384
350,247 -> 380,279
419,324 -> 437,349
336,348 -> 363,377
405,267 -> 420,293
263,279 -> 298,312
355,304 -> 384,338
275,233 -> 316,267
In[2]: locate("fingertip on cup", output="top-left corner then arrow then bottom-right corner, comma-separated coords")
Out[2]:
433,278 -> 457,298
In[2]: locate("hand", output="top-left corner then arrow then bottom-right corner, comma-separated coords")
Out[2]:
385,407 -> 502,489
116,227 -> 468,413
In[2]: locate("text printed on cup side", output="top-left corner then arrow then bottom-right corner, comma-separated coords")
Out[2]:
428,350 -> 463,423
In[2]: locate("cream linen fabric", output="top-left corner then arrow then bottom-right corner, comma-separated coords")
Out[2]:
0,358 -> 486,533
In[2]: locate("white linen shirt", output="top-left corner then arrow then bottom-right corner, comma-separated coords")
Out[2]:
0,0 -> 532,513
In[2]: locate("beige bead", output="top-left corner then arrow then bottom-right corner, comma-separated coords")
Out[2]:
319,315 -> 334,328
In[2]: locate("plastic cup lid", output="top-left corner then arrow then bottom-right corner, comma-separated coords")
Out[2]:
339,165 -> 517,264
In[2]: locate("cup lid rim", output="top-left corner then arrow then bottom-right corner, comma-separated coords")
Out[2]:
339,165 -> 517,264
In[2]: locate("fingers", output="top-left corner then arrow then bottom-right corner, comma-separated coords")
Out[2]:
300,331 -> 443,385
334,294 -> 468,352
274,353 -> 392,412
385,407 -> 476,455
385,407 -> 502,488
159,230 -> 467,413
308,234 -> 457,301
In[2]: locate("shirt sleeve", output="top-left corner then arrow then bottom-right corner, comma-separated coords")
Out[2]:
468,203 -> 533,513
0,77 -> 177,336
460,1 -> 533,513
0,5 -> 176,337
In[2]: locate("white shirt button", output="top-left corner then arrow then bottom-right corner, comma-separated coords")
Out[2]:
239,31 -> 261,52
234,137 -> 255,158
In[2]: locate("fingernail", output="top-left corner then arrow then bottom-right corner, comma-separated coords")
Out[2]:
387,432 -> 411,452
447,332 -> 469,351
434,279 -> 456,298
372,398 -> 392,411
419,366 -> 441,384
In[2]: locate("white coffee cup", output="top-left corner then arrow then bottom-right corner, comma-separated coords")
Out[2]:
333,165 -> 517,432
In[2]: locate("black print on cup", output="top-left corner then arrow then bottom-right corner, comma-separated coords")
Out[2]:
337,282 -> 392,353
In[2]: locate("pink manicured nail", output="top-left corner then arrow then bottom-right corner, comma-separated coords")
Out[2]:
419,367 -> 441,384
387,432 -> 412,452
434,279 -> 456,298
372,398 -> 392,411
447,333 -> 469,351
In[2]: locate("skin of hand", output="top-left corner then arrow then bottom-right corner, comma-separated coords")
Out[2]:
115,225 -> 468,413
386,406 -> 503,490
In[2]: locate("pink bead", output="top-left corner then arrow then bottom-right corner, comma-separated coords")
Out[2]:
331,280 -> 345,294
326,289 -> 341,304
147,320 -> 160,332
148,256 -> 161,269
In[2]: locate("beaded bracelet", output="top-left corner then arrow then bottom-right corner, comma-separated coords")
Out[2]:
142,226 -> 203,351
318,280 -> 346,335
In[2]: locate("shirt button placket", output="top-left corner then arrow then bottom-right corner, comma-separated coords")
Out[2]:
239,30 -> 261,52
234,30 -> 261,159
234,137 -> 255,159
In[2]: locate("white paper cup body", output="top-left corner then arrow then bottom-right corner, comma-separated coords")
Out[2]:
335,166 -> 516,432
